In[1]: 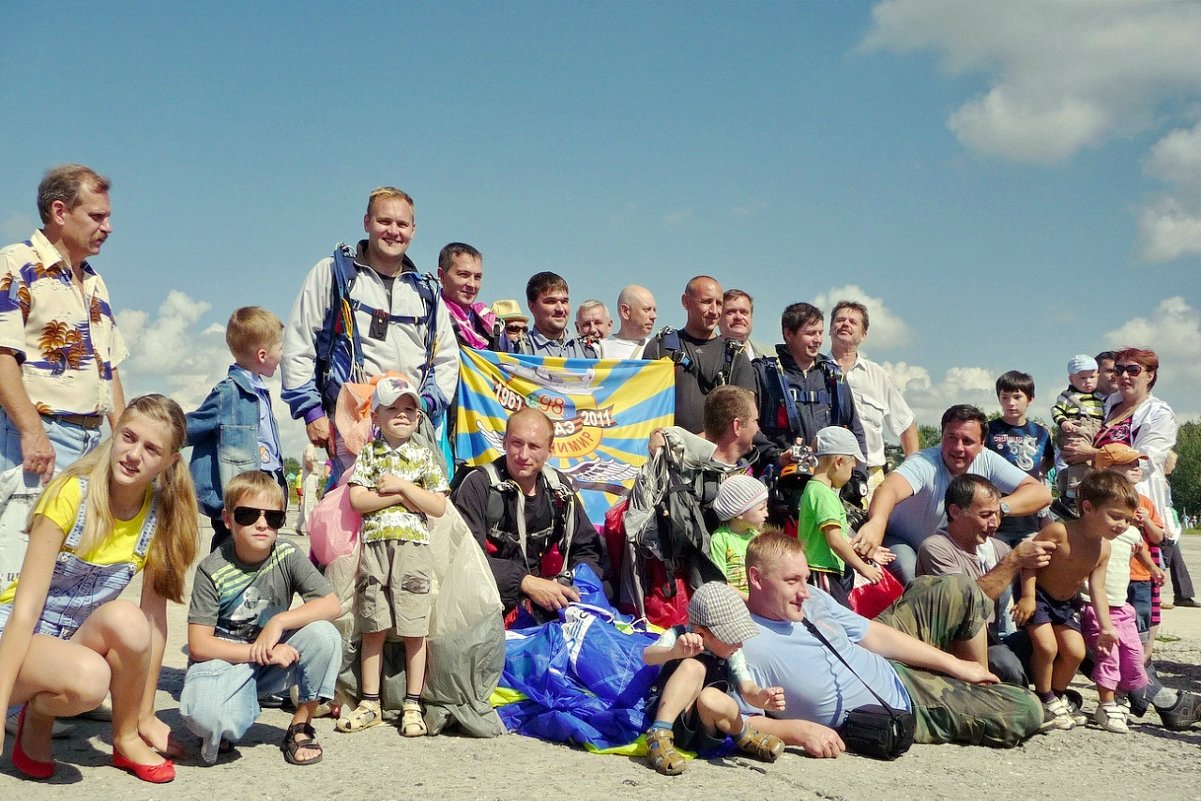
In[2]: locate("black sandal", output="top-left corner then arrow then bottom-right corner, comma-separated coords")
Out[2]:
281,722 -> 323,766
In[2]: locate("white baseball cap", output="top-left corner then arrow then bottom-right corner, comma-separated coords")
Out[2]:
814,426 -> 865,467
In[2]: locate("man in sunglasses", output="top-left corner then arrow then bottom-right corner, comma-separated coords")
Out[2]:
492,300 -> 529,350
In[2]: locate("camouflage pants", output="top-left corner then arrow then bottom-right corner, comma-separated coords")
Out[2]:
876,575 -> 1043,748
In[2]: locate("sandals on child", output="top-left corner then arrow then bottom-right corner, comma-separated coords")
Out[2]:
335,700 -> 383,733
645,728 -> 686,776
400,700 -> 427,737
281,722 -> 324,766
735,724 -> 785,762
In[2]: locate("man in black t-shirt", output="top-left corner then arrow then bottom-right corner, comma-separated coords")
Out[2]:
642,275 -> 757,434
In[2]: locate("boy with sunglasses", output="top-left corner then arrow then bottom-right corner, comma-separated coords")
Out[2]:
340,376 -> 450,736
181,471 -> 342,765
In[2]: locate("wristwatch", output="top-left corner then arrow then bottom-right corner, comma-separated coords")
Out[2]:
1000,501 -> 1012,515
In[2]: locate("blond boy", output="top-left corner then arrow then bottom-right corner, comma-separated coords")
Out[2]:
187,306 -> 287,552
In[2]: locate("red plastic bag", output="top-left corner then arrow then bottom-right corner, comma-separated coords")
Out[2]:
849,567 -> 903,619
643,559 -> 692,628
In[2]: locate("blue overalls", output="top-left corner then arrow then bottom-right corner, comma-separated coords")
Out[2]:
0,477 -> 159,640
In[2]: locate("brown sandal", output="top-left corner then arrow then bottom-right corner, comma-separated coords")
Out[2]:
281,722 -> 323,766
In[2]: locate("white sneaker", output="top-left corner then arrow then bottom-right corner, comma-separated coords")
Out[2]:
1093,702 -> 1129,734
1041,697 -> 1077,731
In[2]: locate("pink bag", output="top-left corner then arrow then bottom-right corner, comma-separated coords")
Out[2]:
307,472 -> 362,566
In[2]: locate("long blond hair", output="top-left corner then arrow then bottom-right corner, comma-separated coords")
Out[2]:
40,394 -> 199,603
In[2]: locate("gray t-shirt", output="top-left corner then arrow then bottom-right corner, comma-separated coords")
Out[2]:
916,532 -> 1011,625
188,540 -> 332,643
915,531 -> 1011,582
887,447 -> 1029,549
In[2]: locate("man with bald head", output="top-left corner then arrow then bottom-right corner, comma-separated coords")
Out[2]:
605,285 -> 657,360
642,276 -> 757,434
450,407 -> 607,618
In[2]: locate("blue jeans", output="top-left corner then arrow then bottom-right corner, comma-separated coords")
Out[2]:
0,408 -> 102,478
180,621 -> 340,763
883,535 -> 918,586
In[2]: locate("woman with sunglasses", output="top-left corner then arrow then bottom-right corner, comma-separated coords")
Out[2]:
0,395 -> 199,783
1063,348 -> 1178,522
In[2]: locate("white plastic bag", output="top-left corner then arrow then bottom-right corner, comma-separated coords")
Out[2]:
0,467 -> 39,587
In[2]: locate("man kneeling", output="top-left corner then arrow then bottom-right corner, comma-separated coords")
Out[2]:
740,533 -> 1043,755
181,472 -> 341,765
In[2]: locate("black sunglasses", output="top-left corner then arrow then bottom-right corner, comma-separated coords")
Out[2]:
233,506 -> 286,529
1113,364 -> 1144,377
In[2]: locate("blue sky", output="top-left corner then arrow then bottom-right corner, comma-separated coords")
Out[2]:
3,1 -> 1199,458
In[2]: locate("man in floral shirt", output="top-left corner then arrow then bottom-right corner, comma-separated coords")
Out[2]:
0,164 -> 128,484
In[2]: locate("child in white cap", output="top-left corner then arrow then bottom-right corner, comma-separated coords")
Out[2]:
1051,355 -> 1106,497
797,427 -> 890,609
709,475 -> 769,598
642,582 -> 786,776
340,376 -> 450,737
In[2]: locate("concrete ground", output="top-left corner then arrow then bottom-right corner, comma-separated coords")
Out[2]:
4,517 -> 1201,800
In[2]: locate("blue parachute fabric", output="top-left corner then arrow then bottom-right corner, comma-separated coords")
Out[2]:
498,564 -> 662,751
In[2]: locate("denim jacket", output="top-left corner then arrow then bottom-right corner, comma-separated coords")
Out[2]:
186,367 -> 279,517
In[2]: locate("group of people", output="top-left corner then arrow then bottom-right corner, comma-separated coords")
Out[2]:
0,166 -> 1196,784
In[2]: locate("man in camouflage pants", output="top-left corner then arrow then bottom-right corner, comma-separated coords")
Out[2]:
738,532 -> 1043,755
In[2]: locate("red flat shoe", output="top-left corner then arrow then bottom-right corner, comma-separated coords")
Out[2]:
13,705 -> 56,780
113,750 -> 175,783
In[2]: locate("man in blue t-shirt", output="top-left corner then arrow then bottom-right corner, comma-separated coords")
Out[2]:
851,405 -> 1051,585
738,532 -> 1043,753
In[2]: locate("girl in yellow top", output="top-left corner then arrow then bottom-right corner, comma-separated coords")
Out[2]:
0,395 -> 198,783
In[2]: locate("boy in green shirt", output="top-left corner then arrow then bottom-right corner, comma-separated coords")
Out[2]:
797,427 -> 887,608
709,475 -> 769,598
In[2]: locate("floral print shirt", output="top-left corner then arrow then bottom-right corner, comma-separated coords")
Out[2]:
0,230 -> 127,416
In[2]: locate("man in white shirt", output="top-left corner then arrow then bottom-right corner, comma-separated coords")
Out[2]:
829,300 -> 918,497
604,285 -> 657,360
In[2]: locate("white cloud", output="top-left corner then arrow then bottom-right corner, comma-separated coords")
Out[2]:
115,292 -> 310,461
1103,295 -> 1201,420
660,209 -> 693,227
862,1 -> 1201,164
812,284 -> 911,349
1139,121 -> 1201,262
878,360 -> 997,426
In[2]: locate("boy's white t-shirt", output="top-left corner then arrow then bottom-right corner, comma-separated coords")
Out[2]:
1078,527 -> 1142,607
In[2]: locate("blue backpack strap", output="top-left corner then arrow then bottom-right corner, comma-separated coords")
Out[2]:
315,243 -> 363,411
755,356 -> 803,436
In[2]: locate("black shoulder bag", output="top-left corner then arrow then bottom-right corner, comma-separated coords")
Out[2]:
801,618 -> 915,760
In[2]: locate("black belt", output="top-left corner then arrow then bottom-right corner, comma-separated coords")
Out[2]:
41,413 -> 104,430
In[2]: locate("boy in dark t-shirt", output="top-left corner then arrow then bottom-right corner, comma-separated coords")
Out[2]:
986,371 -> 1054,548
180,471 -> 341,766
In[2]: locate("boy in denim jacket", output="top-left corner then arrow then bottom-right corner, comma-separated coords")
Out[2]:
187,307 -> 286,551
